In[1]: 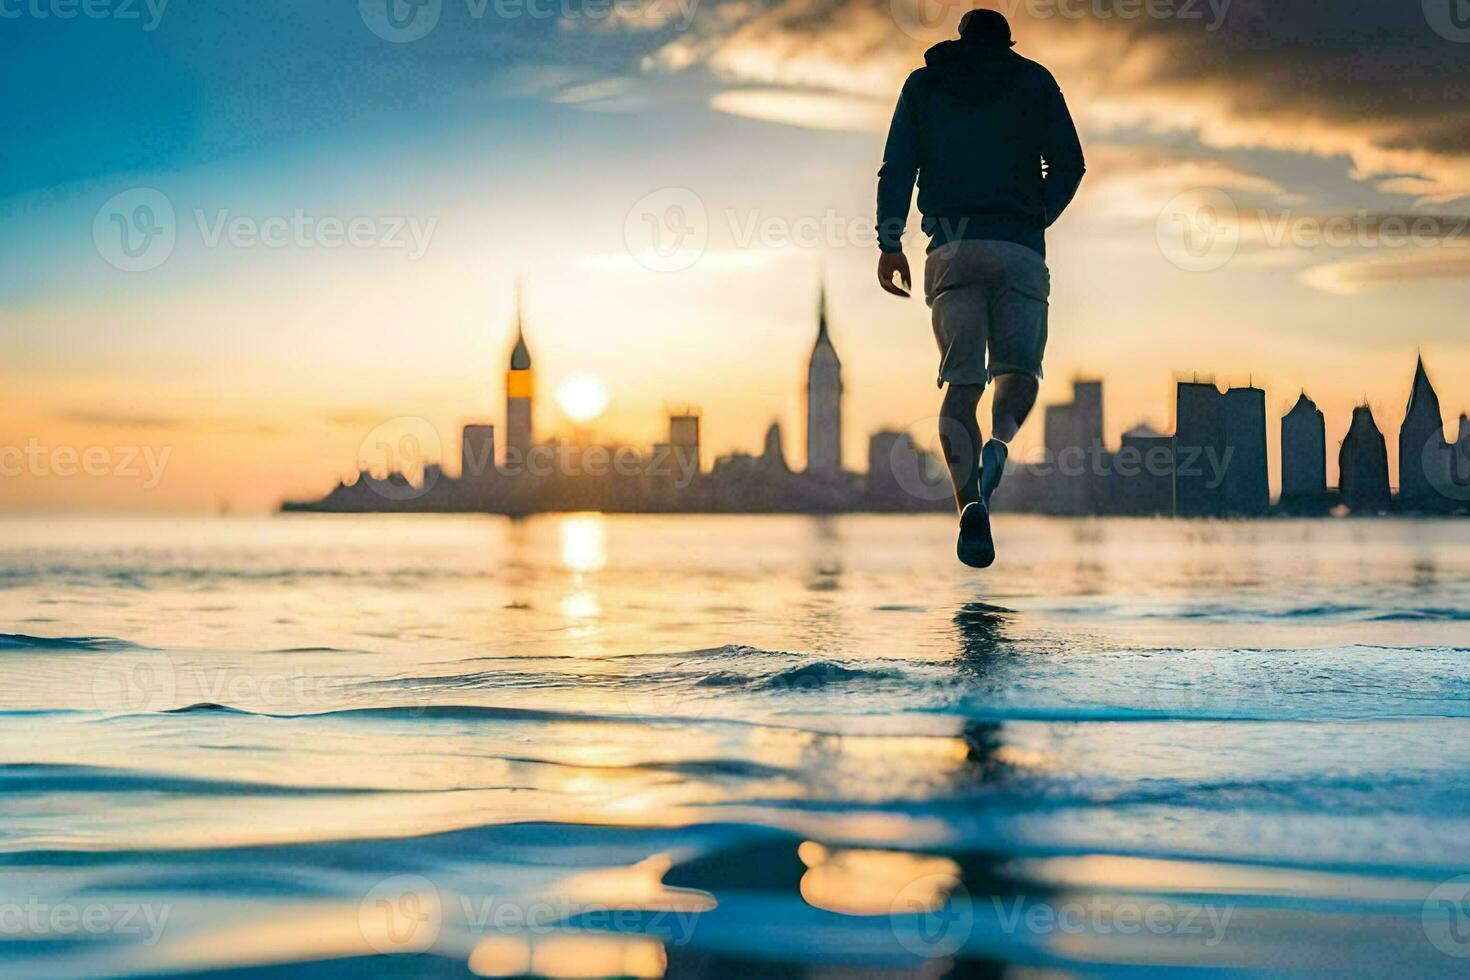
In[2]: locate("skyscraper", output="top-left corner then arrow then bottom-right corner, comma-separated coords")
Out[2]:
1173,380 -> 1225,517
1280,392 -> 1326,508
1042,379 -> 1105,514
1398,355 -> 1447,511
461,425 -> 496,482
805,280 -> 843,479
669,410 -> 701,476
505,285 -> 534,466
1221,385 -> 1268,516
1339,404 -> 1391,514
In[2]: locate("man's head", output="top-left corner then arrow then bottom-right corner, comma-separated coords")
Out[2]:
957,8 -> 1015,47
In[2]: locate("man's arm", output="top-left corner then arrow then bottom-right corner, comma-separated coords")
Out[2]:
876,84 -> 919,254
1039,77 -> 1085,227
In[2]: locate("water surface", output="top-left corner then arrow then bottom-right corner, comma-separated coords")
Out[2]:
2,514 -> 1468,976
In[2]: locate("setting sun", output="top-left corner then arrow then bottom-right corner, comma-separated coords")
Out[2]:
555,372 -> 610,423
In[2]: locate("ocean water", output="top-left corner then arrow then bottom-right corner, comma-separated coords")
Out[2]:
2,514 -> 1469,978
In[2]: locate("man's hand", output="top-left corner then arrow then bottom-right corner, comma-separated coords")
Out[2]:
877,251 -> 912,298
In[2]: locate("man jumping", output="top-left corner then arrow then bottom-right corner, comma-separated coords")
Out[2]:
875,9 -> 1085,568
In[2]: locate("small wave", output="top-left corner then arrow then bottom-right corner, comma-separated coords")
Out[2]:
1367,608 -> 1470,622
164,702 -> 254,715
0,633 -> 138,651
697,661 -> 905,691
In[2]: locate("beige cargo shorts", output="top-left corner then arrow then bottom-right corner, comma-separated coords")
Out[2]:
923,239 -> 1050,389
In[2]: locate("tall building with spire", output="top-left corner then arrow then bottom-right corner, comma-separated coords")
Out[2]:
505,284 -> 534,465
805,280 -> 843,478
1398,355 -> 1447,510
1280,392 -> 1327,508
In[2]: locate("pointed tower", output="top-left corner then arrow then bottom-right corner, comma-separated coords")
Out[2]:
1398,354 -> 1446,510
805,279 -> 843,478
761,421 -> 788,473
1340,404 -> 1391,514
1280,391 -> 1326,505
505,282 -> 534,465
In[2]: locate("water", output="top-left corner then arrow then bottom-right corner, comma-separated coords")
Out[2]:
2,514 -> 1469,977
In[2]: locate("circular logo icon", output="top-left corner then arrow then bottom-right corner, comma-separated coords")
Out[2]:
888,420 -> 966,503
1425,434 -> 1470,502
623,188 -> 708,273
890,0 -> 976,43
1423,875 -> 1470,957
360,875 -> 442,954
94,188 -> 176,273
1156,188 -> 1239,273
1424,0 -> 1470,43
90,649 -> 177,713
357,417 -> 443,501
359,0 -> 441,43
890,873 -> 972,959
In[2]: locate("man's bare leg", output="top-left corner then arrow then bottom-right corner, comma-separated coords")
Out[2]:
991,373 -> 1038,442
939,383 -> 984,513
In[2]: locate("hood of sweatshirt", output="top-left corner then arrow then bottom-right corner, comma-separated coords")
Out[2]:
922,37 -> 1025,104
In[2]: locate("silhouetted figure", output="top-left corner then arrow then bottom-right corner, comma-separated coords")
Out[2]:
874,9 -> 1085,567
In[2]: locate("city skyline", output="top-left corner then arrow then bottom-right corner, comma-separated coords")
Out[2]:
283,287 -> 1470,516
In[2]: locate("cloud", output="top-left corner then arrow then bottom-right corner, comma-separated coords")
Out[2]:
1298,249 -> 1470,294
709,87 -> 892,130
651,0 -> 1470,204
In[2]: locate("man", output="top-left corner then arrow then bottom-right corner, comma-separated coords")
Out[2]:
876,9 -> 1084,568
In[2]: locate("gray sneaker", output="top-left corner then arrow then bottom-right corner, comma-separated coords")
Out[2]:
957,501 -> 995,568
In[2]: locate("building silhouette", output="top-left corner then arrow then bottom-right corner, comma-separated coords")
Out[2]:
1173,381 -> 1226,517
669,410 -> 701,477
1399,355 -> 1448,511
1221,384 -> 1268,516
505,286 -> 534,465
1339,404 -> 1391,514
1280,392 -> 1327,511
1110,423 -> 1173,516
1042,379 -> 1105,514
761,422 -> 788,473
805,280 -> 843,479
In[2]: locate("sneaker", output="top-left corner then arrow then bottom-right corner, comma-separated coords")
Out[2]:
956,500 -> 995,568
979,439 -> 1008,506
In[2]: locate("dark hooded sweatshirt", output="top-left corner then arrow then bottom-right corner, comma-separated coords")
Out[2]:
876,37 -> 1085,258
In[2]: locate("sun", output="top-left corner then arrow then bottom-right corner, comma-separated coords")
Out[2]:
555,373 -> 609,423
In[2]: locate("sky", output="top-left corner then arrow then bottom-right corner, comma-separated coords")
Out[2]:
2,0 -> 1469,512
